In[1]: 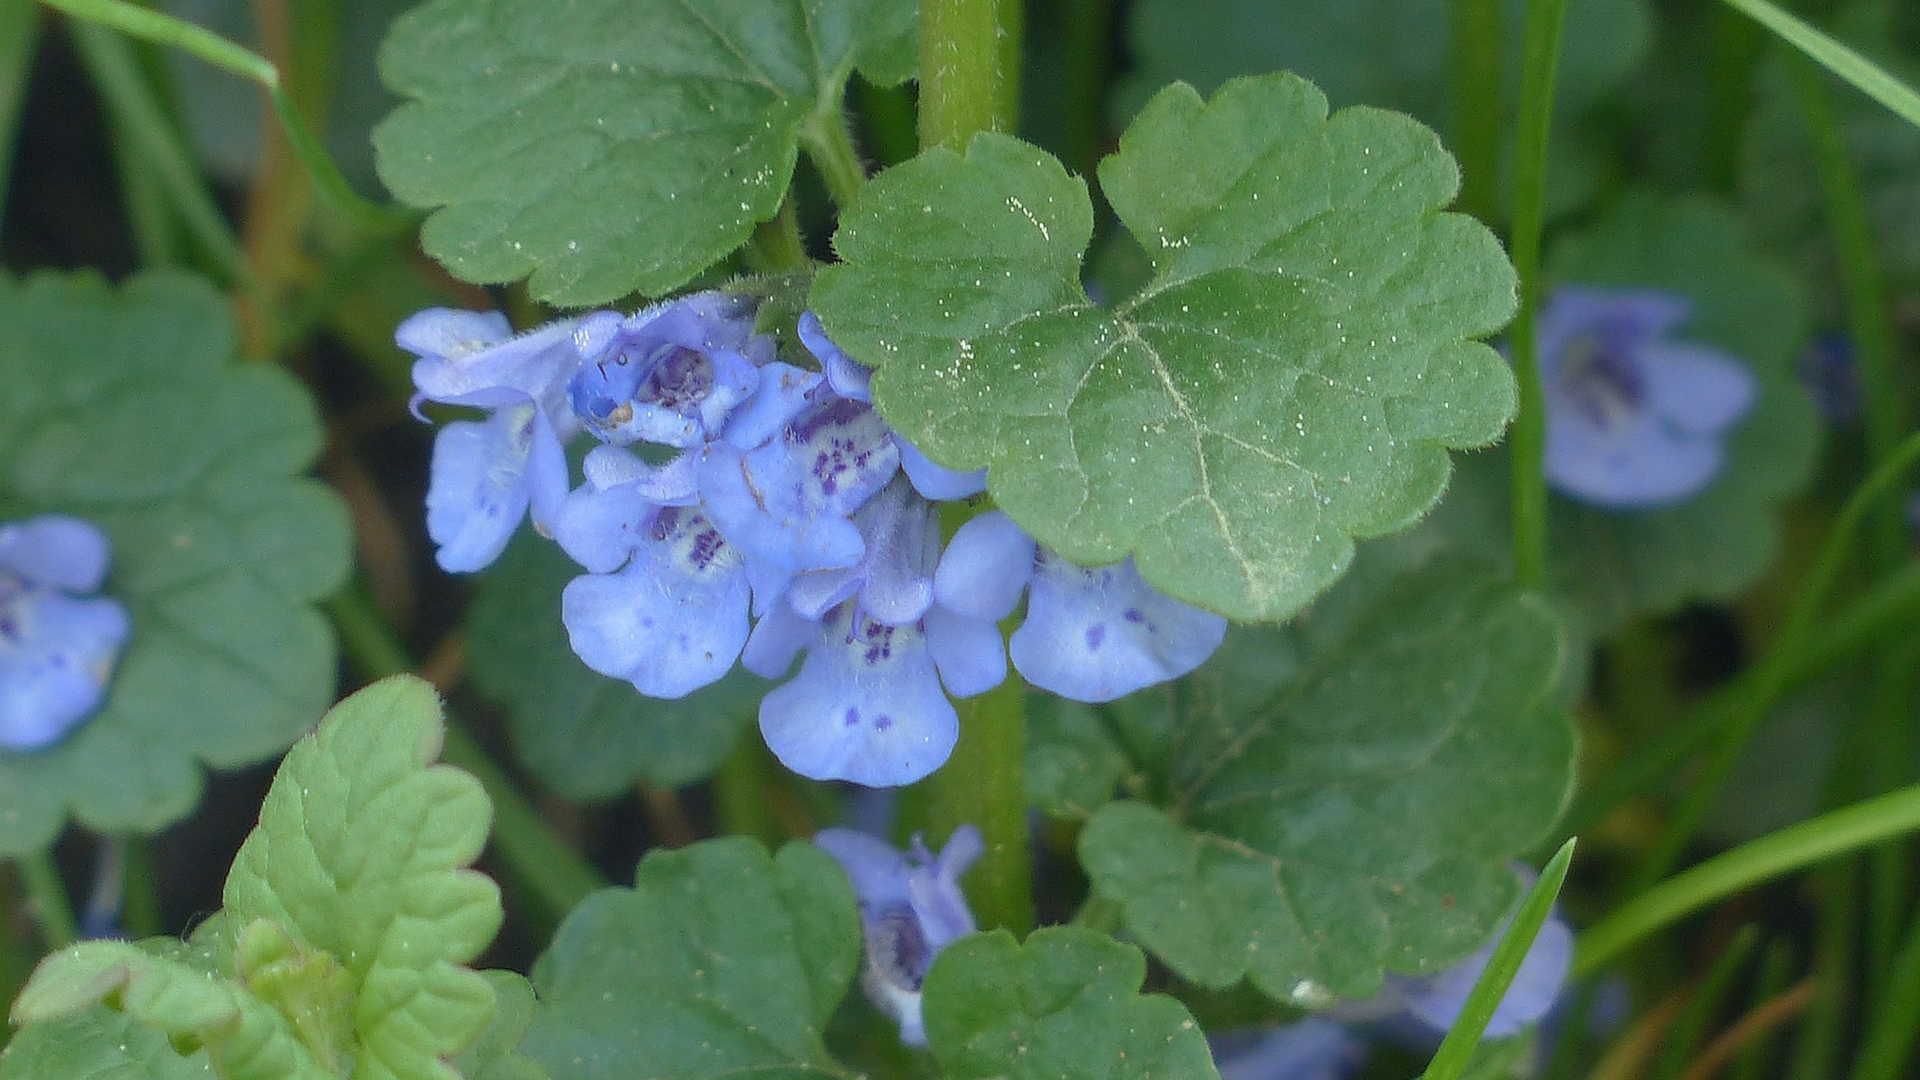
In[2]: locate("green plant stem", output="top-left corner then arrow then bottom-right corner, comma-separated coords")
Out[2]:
1727,938 -> 1797,1080
65,19 -> 254,292
1851,890 -> 1920,1080
1421,838 -> 1575,1080
120,838 -> 161,939
0,0 -> 41,246
743,196 -> 810,274
41,0 -> 407,229
1056,0 -> 1111,180
1717,0 -> 1920,129
918,0 -> 1008,151
107,109 -> 184,266
1629,430 -> 1920,891
1577,781 -> 1920,975
1790,53 -> 1904,568
326,588 -> 605,922
715,737 -> 785,849
1450,0 -> 1503,225
1648,925 -> 1760,1080
16,852 -> 76,950
921,678 -> 1034,935
1504,0 -> 1571,592
1702,5 -> 1765,193
909,0 -> 1030,936
803,106 -> 868,210
1788,865 -> 1854,1080
1565,555 -> 1920,835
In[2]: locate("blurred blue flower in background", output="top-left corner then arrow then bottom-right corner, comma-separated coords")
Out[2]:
815,824 -> 983,1046
1211,1018 -> 1365,1080
1220,866 -> 1576,1077
1536,287 -> 1756,508
0,515 -> 131,751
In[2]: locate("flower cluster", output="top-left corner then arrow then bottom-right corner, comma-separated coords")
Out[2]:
0,515 -> 131,751
1536,286 -> 1756,508
815,825 -> 982,1046
402,293 -> 1227,787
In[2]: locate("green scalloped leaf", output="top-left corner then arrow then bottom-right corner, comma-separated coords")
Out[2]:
1384,194 -> 1818,639
464,533 -> 760,798
1116,0 -> 1653,218
373,0 -> 915,305
921,927 -> 1218,1080
8,940 -> 332,1080
812,74 -> 1517,621
0,271 -> 350,857
221,675 -> 502,1080
523,838 -> 859,1080
0,1004 -> 218,1080
454,973 -> 550,1080
1075,559 -> 1576,1001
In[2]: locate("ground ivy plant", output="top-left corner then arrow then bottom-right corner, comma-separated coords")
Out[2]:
9,0 -> 1920,1078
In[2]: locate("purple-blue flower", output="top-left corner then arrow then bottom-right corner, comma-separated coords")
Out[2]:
1537,286 -> 1757,508
567,292 -> 766,448
934,511 -> 1226,702
401,308 -> 585,572
0,516 -> 131,751
814,824 -> 983,1046
1211,1019 -> 1366,1080
1331,865 -> 1574,1041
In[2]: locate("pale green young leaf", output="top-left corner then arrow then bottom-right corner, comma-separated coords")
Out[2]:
523,839 -> 860,1080
812,74 -> 1517,621
0,1005 -> 217,1080
922,928 -> 1218,1080
7,940 -> 331,1080
220,675 -> 502,1080
373,0 -> 915,305
1076,559 -> 1576,1000
0,270 -> 349,857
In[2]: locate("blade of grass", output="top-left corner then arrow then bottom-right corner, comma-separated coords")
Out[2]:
40,0 -> 409,230
1717,0 -> 1920,130
65,19 -> 253,291
1421,837 -> 1576,1080
1578,781 -> 1920,974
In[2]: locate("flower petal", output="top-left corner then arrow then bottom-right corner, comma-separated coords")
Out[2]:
0,584 -> 130,751
896,437 -> 987,500
1640,343 -> 1757,435
0,516 -> 113,591
925,603 -> 1007,698
1010,552 -> 1227,702
424,410 -> 533,573
760,606 -> 958,786
933,511 -> 1036,622
559,509 -> 749,698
